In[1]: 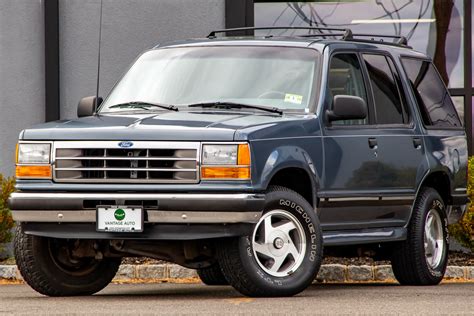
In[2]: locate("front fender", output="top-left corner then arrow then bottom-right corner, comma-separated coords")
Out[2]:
251,143 -> 321,203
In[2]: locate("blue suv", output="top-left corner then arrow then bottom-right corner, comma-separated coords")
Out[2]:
9,27 -> 467,297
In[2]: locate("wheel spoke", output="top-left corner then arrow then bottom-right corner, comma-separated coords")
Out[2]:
253,242 -> 273,258
425,238 -> 433,256
263,216 -> 274,242
424,228 -> 430,243
269,254 -> 286,273
426,214 -> 434,228
425,215 -> 433,237
277,221 -> 297,235
429,221 -> 438,239
287,239 -> 300,260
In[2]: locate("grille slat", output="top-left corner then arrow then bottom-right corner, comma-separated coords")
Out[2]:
53,142 -> 199,183
55,168 -> 196,172
55,157 -> 196,161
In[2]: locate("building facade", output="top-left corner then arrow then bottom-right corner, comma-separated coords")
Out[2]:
0,0 -> 472,175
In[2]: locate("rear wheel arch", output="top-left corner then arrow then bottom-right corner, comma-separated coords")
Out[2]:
416,171 -> 452,206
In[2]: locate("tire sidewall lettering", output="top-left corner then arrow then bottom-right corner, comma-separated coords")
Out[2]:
246,197 -> 321,285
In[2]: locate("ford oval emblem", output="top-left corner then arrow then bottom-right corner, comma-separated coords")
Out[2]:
118,141 -> 134,148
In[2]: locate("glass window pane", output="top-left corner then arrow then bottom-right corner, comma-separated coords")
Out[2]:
401,58 -> 462,128
255,1 -> 464,88
328,54 -> 367,125
101,46 -> 319,111
451,96 -> 464,125
363,54 -> 404,124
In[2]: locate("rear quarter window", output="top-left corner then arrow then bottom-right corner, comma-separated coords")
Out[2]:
401,58 -> 461,128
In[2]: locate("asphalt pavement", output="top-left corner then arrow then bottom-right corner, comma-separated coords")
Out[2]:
0,282 -> 473,315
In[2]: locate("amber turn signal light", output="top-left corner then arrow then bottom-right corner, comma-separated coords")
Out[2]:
237,144 -> 251,165
201,166 -> 250,180
16,165 -> 52,179
15,143 -> 19,163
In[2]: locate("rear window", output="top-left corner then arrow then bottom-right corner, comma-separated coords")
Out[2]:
401,58 -> 461,128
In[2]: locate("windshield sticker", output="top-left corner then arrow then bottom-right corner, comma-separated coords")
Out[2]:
284,93 -> 303,105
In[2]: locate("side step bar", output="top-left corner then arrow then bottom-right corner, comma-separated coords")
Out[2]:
323,227 -> 407,246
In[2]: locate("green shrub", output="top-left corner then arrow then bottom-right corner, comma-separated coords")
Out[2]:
0,174 -> 15,250
449,157 -> 474,251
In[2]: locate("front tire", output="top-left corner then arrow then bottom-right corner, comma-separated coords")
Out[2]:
391,187 -> 449,285
217,186 -> 323,297
14,225 -> 121,296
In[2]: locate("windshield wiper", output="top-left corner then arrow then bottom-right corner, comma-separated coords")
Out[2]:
109,101 -> 178,111
187,101 -> 283,115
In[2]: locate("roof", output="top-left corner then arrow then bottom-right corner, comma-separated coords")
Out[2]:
154,27 -> 428,59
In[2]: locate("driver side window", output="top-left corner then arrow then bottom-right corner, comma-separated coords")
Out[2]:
328,53 -> 368,125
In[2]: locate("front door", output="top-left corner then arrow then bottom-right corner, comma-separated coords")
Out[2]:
320,51 -> 424,231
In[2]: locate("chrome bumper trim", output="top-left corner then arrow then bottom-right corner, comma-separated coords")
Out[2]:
9,192 -> 265,212
147,210 -> 261,223
13,210 -> 96,223
12,210 -> 262,224
10,192 -> 265,224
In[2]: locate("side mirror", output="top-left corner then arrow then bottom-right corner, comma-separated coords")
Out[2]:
77,96 -> 103,117
326,95 -> 367,122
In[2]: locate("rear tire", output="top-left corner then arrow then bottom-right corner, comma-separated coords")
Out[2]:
391,187 -> 448,285
217,186 -> 323,297
197,262 -> 228,285
14,225 -> 121,296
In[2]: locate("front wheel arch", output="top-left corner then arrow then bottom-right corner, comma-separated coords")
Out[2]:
266,167 -> 318,208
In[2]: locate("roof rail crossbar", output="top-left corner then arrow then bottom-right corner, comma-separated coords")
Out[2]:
347,33 -> 408,46
207,26 -> 351,38
206,26 -> 408,47
298,32 -> 347,38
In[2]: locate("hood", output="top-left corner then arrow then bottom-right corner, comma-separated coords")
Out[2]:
21,111 -> 301,141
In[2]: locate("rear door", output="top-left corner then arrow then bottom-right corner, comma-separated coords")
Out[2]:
360,53 -> 425,223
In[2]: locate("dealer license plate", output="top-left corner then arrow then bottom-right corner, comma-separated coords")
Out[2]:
97,206 -> 143,232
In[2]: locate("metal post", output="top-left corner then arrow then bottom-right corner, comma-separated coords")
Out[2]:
44,0 -> 60,122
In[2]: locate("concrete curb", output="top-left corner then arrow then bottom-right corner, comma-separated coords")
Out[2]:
1,264 -> 474,283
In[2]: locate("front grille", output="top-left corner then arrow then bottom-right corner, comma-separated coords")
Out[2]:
53,141 -> 199,183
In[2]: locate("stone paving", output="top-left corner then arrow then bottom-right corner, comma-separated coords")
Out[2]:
1,264 -> 473,283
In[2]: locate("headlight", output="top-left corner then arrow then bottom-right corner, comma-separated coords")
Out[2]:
17,143 -> 51,164
201,143 -> 251,180
202,145 -> 238,165
15,143 -> 52,179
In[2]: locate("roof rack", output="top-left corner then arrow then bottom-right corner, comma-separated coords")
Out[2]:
350,33 -> 408,46
207,26 -> 353,39
206,26 -> 410,48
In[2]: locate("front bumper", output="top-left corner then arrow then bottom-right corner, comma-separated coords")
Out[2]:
9,192 -> 265,239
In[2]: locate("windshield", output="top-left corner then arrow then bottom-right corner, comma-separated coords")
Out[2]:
99,46 -> 319,113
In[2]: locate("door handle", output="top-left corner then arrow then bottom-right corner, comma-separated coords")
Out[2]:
368,137 -> 378,149
413,137 -> 422,149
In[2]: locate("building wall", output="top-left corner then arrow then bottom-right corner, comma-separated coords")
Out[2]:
0,1 -> 45,176
59,0 -> 225,120
0,0 -> 225,176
